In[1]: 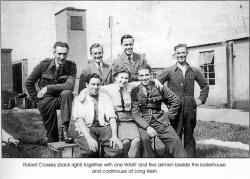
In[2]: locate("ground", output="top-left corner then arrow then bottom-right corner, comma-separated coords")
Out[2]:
1,108 -> 249,158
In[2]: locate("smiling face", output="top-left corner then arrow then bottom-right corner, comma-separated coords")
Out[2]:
175,46 -> 188,65
87,77 -> 101,96
138,68 -> 151,87
115,72 -> 129,88
54,46 -> 68,66
91,46 -> 103,64
121,38 -> 134,56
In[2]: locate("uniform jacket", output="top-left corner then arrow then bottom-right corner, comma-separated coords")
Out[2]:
158,63 -> 209,104
78,60 -> 112,93
112,52 -> 147,81
131,81 -> 181,129
26,58 -> 76,103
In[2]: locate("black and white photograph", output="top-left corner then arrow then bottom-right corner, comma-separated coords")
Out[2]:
0,0 -> 249,178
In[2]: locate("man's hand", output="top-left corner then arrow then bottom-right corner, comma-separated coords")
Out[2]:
37,87 -> 47,99
110,136 -> 123,150
196,99 -> 203,106
153,79 -> 163,91
8,137 -> 19,146
146,126 -> 158,138
86,136 -> 98,152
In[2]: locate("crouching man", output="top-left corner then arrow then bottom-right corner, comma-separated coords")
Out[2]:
72,73 -> 124,157
131,65 -> 187,158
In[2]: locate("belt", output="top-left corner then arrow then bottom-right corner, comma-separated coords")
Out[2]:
142,109 -> 163,115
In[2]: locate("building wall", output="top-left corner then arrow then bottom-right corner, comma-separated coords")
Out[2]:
232,40 -> 249,110
55,8 -> 87,78
188,39 -> 249,110
1,49 -> 13,92
188,44 -> 228,107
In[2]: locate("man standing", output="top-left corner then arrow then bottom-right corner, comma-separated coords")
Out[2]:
112,34 -> 148,81
26,41 -> 76,143
72,73 -> 123,157
158,44 -> 209,157
131,65 -> 187,158
78,43 -> 112,93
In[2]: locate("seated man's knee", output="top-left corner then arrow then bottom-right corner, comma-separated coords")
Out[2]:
131,137 -> 141,146
122,139 -> 131,148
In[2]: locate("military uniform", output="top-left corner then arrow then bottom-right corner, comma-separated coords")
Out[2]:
78,60 -> 112,94
26,58 -> 76,142
112,52 -> 147,81
158,63 -> 209,157
131,81 -> 187,158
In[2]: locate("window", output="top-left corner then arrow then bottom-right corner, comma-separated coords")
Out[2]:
70,16 -> 84,30
199,51 -> 215,85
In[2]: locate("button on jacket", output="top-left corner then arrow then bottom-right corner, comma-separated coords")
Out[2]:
26,58 -> 77,103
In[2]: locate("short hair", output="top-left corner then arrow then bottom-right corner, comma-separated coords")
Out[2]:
121,34 -> 134,45
86,73 -> 102,84
53,41 -> 69,50
174,43 -> 187,51
89,43 -> 103,54
137,64 -> 152,74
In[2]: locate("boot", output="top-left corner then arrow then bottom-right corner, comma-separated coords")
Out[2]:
62,125 -> 74,144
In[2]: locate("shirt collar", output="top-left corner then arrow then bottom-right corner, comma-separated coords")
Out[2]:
174,62 -> 193,72
94,61 -> 103,68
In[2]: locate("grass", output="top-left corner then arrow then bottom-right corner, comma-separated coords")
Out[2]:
1,109 -> 249,158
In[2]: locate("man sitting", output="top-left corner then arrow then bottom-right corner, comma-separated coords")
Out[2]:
72,73 -> 123,157
131,65 -> 187,158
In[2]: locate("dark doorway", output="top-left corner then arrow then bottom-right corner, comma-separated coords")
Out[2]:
12,63 -> 22,94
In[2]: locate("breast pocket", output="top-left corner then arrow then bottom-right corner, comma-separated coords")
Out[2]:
41,73 -> 54,84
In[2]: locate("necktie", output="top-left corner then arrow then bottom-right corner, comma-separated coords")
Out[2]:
119,87 -> 125,111
128,56 -> 132,65
97,64 -> 102,75
54,65 -> 63,83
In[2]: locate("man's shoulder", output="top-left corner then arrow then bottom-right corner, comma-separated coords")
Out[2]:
40,58 -> 53,64
66,60 -> 76,66
131,85 -> 140,94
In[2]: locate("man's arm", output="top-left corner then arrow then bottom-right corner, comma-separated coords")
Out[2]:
162,86 -> 182,121
78,69 -> 89,94
72,97 -> 98,152
195,68 -> 209,104
26,63 -> 43,103
74,117 -> 98,152
46,62 -> 77,92
157,67 -> 170,84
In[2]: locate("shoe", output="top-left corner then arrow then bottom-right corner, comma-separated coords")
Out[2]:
62,125 -> 74,144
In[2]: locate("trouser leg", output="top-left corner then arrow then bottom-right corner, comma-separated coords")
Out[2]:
121,139 -> 131,158
151,121 -> 187,158
183,110 -> 196,158
138,127 -> 154,158
99,126 -> 124,158
128,137 -> 141,158
58,90 -> 74,125
37,97 -> 59,142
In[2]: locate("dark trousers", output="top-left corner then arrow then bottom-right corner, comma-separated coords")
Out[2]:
139,119 -> 187,158
170,96 -> 197,158
76,125 -> 124,158
37,90 -> 73,143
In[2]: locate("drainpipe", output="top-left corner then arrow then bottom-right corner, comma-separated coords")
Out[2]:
226,41 -> 234,109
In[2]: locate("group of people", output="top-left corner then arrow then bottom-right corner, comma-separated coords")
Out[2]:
25,34 -> 209,158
